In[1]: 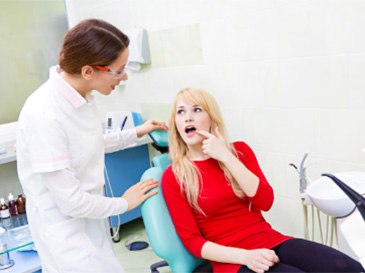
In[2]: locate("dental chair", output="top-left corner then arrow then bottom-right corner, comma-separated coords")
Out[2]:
321,173 -> 365,267
141,130 -> 210,273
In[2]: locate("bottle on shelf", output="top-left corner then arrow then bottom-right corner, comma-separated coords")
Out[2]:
7,193 -> 18,216
15,194 -> 26,214
0,198 -> 10,219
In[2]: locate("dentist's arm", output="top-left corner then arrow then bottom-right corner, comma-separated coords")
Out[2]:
104,120 -> 167,153
135,120 -> 168,137
42,169 -> 158,218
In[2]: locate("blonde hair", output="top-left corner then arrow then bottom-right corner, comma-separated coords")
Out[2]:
168,88 -> 243,214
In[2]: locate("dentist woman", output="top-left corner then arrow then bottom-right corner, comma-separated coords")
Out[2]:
16,19 -> 167,273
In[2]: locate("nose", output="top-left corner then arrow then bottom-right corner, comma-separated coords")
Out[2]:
117,73 -> 128,85
122,73 -> 128,81
185,116 -> 193,122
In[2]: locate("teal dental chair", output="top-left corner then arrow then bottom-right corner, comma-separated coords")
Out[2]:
141,130 -> 210,273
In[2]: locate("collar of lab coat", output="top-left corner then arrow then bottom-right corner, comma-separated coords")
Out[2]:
50,65 -> 94,109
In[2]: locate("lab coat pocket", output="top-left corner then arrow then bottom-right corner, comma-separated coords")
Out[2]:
44,217 -> 97,271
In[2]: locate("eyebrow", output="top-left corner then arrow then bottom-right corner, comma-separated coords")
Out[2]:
110,64 -> 126,72
177,104 -> 200,108
117,65 -> 126,71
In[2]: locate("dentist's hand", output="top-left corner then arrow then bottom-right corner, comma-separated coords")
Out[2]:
136,120 -> 168,138
242,249 -> 279,273
122,178 -> 158,211
196,128 -> 232,162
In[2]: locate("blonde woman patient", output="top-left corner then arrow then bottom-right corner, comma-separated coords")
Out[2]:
162,88 -> 364,273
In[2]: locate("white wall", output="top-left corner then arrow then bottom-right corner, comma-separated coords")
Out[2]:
49,0 -> 365,238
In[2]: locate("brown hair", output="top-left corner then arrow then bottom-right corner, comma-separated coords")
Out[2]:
59,19 -> 129,74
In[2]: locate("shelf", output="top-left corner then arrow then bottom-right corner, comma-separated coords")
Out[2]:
0,214 -> 32,255
0,136 -> 151,165
0,144 -> 16,165
0,153 -> 16,165
0,122 -> 17,165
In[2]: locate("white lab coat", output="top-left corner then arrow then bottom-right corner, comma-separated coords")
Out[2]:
16,66 -> 139,273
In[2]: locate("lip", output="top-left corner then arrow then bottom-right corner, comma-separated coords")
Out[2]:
185,131 -> 196,138
184,124 -> 197,137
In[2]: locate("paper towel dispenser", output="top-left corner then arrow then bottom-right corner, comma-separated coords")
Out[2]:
125,28 -> 151,71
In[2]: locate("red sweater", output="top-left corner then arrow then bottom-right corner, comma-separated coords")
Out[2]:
162,141 -> 291,273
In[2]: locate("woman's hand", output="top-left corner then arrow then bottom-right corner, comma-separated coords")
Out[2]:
122,178 -> 158,211
201,242 -> 278,273
196,127 -> 232,163
136,120 -> 168,138
242,249 -> 279,273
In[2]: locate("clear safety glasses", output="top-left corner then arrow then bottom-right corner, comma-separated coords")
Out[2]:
92,65 -> 128,79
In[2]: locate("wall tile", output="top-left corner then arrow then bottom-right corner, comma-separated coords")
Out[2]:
264,195 -> 305,237
349,54 -> 365,109
243,108 -> 316,155
326,0 -> 365,54
265,55 -> 349,109
221,106 -> 246,142
314,110 -> 365,163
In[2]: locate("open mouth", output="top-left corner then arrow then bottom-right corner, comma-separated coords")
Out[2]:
185,125 -> 197,135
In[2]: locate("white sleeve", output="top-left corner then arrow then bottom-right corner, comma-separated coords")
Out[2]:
104,128 -> 139,153
27,115 -> 71,173
42,168 -> 128,218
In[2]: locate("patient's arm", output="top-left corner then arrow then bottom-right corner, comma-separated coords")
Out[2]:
196,131 -> 274,211
233,141 -> 275,211
162,168 -> 208,258
196,129 -> 260,197
201,241 -> 279,273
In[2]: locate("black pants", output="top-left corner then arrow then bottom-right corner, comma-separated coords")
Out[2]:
238,238 -> 364,273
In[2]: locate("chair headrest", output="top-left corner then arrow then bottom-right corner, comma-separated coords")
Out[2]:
149,130 -> 169,153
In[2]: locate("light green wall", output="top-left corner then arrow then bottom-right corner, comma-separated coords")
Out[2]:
0,0 -> 67,124
0,162 -> 23,197
0,0 -> 68,197
149,24 -> 203,68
